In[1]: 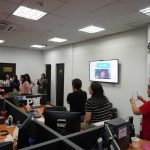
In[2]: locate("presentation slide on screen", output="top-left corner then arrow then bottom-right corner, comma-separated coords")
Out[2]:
90,60 -> 118,83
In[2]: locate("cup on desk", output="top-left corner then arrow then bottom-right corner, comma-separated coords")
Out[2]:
131,137 -> 140,148
1,111 -> 7,121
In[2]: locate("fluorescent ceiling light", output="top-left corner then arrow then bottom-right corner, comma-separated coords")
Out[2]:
78,25 -> 105,33
0,40 -> 5,43
48,37 -> 67,43
30,45 -> 46,48
13,6 -> 47,20
140,7 -> 150,16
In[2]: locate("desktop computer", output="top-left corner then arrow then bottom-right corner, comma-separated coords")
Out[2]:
105,118 -> 130,150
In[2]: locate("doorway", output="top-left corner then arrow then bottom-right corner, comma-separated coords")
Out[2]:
46,64 -> 51,103
56,63 -> 65,106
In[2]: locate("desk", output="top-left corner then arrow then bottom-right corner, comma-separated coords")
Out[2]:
19,106 -> 46,116
128,139 -> 150,150
0,124 -> 15,143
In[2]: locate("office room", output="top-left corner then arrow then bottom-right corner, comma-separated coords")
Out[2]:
0,0 -> 150,149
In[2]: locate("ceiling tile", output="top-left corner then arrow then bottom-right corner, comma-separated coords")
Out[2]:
23,0 -> 65,13
0,12 -> 9,20
68,0 -> 116,11
6,0 -> 23,4
0,0 -> 18,14
52,3 -> 90,19
7,14 -> 69,32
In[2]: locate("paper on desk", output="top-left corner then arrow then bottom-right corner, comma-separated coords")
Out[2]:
93,120 -> 109,127
141,144 -> 150,150
37,117 -> 44,123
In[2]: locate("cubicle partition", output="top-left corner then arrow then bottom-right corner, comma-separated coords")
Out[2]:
65,126 -> 103,150
3,100 -> 103,150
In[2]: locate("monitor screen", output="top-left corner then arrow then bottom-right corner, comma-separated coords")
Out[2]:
90,59 -> 119,83
45,111 -> 81,135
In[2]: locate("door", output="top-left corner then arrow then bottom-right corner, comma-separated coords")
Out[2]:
56,63 -> 65,106
46,64 -> 51,103
0,63 -> 16,80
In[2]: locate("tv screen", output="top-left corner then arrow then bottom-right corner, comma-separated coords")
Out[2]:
90,59 -> 119,83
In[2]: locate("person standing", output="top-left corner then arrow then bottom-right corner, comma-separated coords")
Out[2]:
3,74 -> 11,87
24,74 -> 35,94
67,78 -> 87,117
20,75 -> 31,94
130,85 -> 150,140
10,75 -> 20,92
37,73 -> 48,94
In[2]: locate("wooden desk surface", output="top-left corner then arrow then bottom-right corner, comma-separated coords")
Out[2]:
128,139 -> 150,150
0,124 -> 15,143
19,106 -> 46,116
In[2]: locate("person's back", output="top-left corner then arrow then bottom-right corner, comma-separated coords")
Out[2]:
67,89 -> 87,115
86,96 -> 110,123
67,78 -> 87,116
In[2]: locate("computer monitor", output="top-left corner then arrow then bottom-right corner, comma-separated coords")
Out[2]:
0,141 -> 13,150
17,118 -> 59,149
45,111 -> 81,135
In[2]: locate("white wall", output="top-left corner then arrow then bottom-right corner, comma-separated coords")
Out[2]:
43,45 -> 73,108
43,28 -> 148,134
0,47 -> 44,94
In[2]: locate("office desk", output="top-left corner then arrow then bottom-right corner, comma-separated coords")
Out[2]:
0,124 -> 15,143
19,106 -> 46,116
128,139 -> 150,150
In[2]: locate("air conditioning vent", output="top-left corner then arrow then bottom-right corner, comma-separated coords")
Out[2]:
0,21 -> 16,31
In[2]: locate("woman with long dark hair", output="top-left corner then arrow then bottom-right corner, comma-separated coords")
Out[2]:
82,82 -> 111,129
10,75 -> 20,92
20,75 -> 31,94
24,74 -> 35,94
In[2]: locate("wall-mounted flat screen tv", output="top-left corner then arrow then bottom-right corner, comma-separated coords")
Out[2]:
90,59 -> 119,83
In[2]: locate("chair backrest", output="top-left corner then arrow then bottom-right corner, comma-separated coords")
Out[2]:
43,106 -> 67,116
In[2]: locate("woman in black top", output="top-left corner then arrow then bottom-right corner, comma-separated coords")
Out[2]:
82,82 -> 110,129
67,78 -> 87,116
10,75 -> 20,92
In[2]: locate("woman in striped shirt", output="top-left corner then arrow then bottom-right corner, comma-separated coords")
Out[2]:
82,81 -> 111,129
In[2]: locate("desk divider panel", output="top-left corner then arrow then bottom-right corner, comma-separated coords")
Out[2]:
4,100 -> 103,150
64,126 -> 104,150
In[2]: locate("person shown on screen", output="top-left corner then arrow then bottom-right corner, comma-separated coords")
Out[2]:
67,79 -> 87,120
37,73 -> 48,94
99,70 -> 106,79
81,81 -> 111,129
130,85 -> 150,140
20,75 -> 31,94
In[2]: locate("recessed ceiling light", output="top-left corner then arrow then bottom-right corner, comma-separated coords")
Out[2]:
140,7 -> 150,16
13,6 -> 47,20
0,40 -> 5,43
48,37 -> 67,43
78,25 -> 105,33
30,45 -> 46,48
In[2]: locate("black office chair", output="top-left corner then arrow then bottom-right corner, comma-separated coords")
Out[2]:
42,106 -> 67,116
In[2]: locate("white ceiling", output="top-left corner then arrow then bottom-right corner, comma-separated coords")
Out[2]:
0,0 -> 150,50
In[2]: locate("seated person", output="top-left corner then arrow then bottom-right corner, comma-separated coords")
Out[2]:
67,79 -> 87,117
82,81 -> 111,129
130,85 -> 150,140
